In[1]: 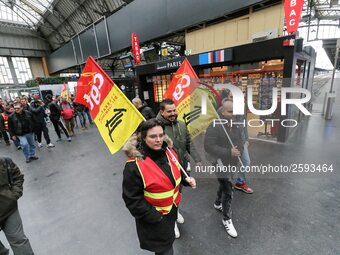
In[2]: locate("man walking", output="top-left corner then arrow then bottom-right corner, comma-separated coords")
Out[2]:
156,98 -> 201,238
204,100 -> 243,238
8,103 -> 38,163
0,157 -> 35,255
45,95 -> 71,142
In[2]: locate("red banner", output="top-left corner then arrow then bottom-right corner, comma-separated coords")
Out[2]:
284,0 -> 304,34
163,58 -> 199,105
131,33 -> 141,64
74,56 -> 113,119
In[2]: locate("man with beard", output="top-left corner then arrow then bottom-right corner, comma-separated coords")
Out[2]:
8,103 -> 38,163
204,100 -> 243,238
156,98 -> 201,238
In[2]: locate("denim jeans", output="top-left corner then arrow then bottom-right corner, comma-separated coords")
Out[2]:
236,141 -> 250,184
0,209 -> 34,255
17,133 -> 36,160
84,108 -> 93,124
78,111 -> 86,127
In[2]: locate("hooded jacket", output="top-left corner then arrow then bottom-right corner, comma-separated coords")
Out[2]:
0,157 -> 24,226
156,112 -> 201,170
122,134 -> 188,253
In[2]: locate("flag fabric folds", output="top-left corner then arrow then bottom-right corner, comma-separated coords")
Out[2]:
75,56 -> 145,154
163,58 -> 218,138
60,82 -> 68,100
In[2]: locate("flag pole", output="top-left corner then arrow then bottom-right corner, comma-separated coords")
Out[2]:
166,147 -> 190,179
218,118 -> 244,168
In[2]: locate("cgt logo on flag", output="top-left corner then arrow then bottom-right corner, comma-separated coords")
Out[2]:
75,56 -> 144,154
163,58 -> 218,138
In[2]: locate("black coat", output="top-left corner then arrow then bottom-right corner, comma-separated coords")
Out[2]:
8,110 -> 34,137
29,104 -> 47,127
139,105 -> 155,120
0,157 -> 24,226
204,120 -> 244,167
48,101 -> 61,121
122,138 -> 188,253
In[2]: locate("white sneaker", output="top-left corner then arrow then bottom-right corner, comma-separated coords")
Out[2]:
214,203 -> 222,212
177,211 -> 184,224
67,137 -> 72,142
47,143 -> 55,148
174,222 -> 180,239
222,219 -> 238,238
37,143 -> 43,148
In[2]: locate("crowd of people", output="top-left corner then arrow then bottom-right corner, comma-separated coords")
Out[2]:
0,94 -> 93,163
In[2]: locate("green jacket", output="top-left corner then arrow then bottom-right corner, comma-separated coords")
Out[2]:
0,157 -> 24,226
156,113 -> 201,169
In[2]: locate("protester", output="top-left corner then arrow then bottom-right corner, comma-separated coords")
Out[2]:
46,95 -> 71,142
0,157 -> 35,255
122,119 -> 196,255
204,100 -> 243,238
60,97 -> 75,136
29,98 -> 55,148
156,98 -> 201,238
132,97 -> 156,120
8,102 -> 38,163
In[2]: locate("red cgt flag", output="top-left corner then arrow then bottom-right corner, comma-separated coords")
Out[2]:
163,58 -> 199,105
74,56 -> 112,118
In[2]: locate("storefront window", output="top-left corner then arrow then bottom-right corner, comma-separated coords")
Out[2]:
153,74 -> 172,102
198,59 -> 284,141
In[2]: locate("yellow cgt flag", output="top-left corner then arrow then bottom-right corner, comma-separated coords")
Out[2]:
176,87 -> 218,139
94,84 -> 145,155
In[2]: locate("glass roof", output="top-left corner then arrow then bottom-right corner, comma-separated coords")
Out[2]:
0,0 -> 53,28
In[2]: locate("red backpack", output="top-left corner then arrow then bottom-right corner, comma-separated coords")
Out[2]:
61,103 -> 74,120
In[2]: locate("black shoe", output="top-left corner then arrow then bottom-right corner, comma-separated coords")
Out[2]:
5,141 -> 10,146
17,146 -> 22,150
26,158 -> 32,163
30,156 -> 39,160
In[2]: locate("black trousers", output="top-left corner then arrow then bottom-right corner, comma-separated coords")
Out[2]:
155,246 -> 173,255
50,119 -> 69,139
34,124 -> 51,144
0,130 -> 9,142
215,177 -> 233,220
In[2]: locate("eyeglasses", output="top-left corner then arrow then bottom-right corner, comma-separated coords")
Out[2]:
147,134 -> 165,139
14,107 -> 21,110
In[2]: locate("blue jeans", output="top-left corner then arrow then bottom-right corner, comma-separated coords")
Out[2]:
236,141 -> 250,184
84,108 -> 93,124
78,111 -> 86,127
17,133 -> 36,160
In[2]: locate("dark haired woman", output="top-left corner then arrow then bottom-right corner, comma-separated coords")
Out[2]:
122,119 -> 196,255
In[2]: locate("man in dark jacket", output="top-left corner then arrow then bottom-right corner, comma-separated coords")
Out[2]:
45,94 -> 71,142
0,157 -> 34,255
29,98 -> 54,148
132,97 -> 156,120
8,102 -> 38,163
156,98 -> 201,238
204,100 -> 243,238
